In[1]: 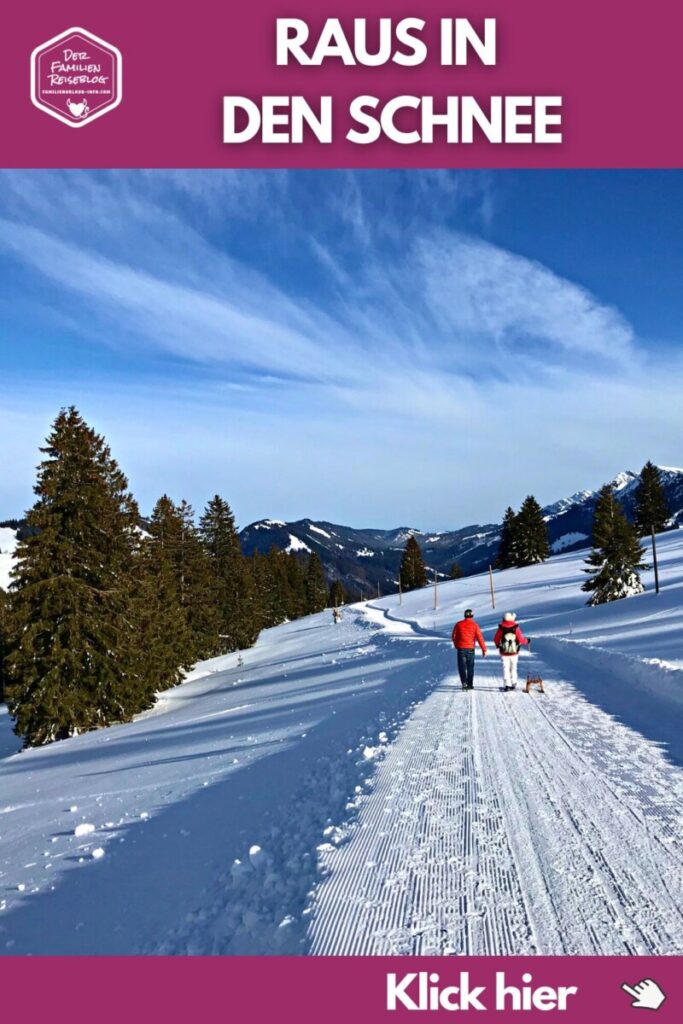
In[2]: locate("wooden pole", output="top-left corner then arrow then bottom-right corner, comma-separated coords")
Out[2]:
651,527 -> 660,594
399,577 -> 402,605
433,568 -> 438,610
377,581 -> 381,599
488,564 -> 496,609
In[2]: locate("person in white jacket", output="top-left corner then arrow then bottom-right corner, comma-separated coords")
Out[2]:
493,612 -> 530,691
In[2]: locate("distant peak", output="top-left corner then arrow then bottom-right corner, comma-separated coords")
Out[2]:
542,488 -> 595,518
250,518 -> 286,530
610,470 -> 637,491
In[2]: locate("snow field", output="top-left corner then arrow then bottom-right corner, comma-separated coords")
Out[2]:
1,529 -> 683,955
147,718 -> 396,953
0,609 -> 442,953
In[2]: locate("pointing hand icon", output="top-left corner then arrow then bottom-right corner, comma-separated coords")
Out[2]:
622,979 -> 666,1011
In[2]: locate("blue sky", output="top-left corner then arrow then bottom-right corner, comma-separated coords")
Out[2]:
1,169 -> 682,530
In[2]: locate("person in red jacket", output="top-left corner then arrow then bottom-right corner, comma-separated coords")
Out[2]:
452,609 -> 487,690
493,612 -> 530,691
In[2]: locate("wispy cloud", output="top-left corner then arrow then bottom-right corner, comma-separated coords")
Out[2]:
0,209 -> 635,407
0,217 -> 361,384
416,233 -> 635,368
0,170 -> 679,527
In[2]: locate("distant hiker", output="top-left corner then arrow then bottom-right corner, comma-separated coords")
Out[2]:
494,612 -> 530,691
451,609 -> 487,690
332,607 -> 342,624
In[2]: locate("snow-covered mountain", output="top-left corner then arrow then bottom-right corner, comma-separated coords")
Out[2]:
238,517 -> 493,597
3,466 -> 683,597
240,466 -> 683,595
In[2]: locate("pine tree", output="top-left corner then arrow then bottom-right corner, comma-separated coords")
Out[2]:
200,496 -> 259,653
264,547 -> 292,626
6,408 -> 145,746
285,552 -> 307,620
251,550 -> 276,630
583,485 -> 622,591
305,552 -> 329,614
176,501 -> 208,642
134,502 -> 194,694
329,578 -> 346,607
583,487 -> 645,605
589,484 -> 620,549
496,507 -> 519,569
237,558 -> 260,647
400,535 -> 428,591
634,461 -> 671,537
449,563 -> 464,580
174,500 -> 221,659
514,496 -> 549,566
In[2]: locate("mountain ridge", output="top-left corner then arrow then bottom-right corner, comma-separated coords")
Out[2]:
239,467 -> 683,596
3,467 -> 683,598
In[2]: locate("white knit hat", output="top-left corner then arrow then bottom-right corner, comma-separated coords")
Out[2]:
503,612 -> 517,622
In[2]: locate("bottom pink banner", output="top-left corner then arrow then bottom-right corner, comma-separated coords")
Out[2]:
1,956 -> 680,1021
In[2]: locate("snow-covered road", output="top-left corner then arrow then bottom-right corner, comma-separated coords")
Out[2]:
309,622 -> 683,955
2,532 -> 683,955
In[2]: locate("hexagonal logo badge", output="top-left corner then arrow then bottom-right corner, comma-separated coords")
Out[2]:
31,27 -> 122,127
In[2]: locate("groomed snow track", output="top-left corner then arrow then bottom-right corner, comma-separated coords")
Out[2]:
308,611 -> 683,955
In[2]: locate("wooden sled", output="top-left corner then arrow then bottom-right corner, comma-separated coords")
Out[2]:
525,674 -> 545,694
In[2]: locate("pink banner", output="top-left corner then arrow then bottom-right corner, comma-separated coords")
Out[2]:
2,0 -> 682,167
0,956 -> 680,1020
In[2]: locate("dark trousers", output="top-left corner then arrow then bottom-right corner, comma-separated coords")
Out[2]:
457,648 -> 475,688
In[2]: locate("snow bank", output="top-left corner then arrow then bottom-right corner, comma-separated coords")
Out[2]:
0,527 -> 18,591
362,604 -> 415,635
150,693 -> 425,955
535,636 -> 683,763
0,604 -> 441,954
543,637 -> 683,706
